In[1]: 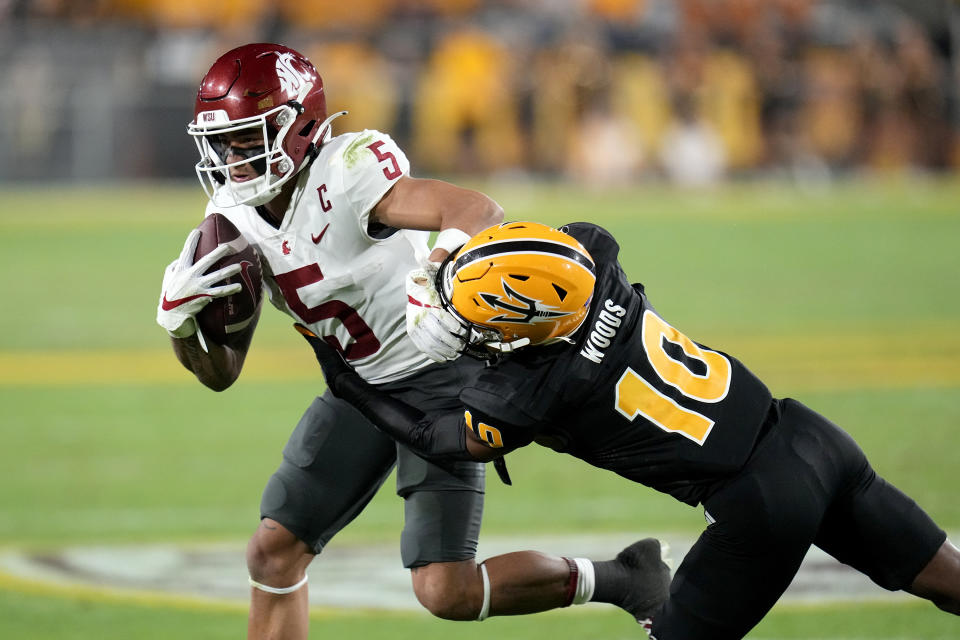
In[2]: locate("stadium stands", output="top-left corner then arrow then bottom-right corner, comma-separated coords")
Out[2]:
0,0 -> 955,182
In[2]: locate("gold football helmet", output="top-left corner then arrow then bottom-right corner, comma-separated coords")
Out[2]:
437,222 -> 596,355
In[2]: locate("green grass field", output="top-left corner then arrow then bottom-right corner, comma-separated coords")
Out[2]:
1,177 -> 958,638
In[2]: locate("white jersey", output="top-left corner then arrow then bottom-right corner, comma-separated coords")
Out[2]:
205,130 -> 435,384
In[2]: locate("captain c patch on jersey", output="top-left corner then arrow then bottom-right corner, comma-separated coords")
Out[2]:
579,298 -> 626,364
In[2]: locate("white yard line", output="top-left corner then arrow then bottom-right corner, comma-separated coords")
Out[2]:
0,532 -> 915,610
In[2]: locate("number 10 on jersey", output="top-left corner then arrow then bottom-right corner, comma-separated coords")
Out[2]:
614,310 -> 732,445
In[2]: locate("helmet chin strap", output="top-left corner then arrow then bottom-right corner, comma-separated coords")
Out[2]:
485,337 -> 531,353
241,181 -> 283,207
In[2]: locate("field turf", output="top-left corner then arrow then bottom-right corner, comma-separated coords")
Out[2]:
0,177 -> 958,638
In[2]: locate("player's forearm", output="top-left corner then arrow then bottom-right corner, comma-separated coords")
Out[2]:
428,187 -> 503,262
374,177 -> 503,259
170,303 -> 259,391
333,373 -> 478,463
443,186 -> 503,234
297,321 -> 481,462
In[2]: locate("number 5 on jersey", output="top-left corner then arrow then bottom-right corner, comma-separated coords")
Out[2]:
367,140 -> 402,180
615,310 -> 732,445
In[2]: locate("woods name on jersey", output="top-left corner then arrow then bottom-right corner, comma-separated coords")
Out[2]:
579,298 -> 627,364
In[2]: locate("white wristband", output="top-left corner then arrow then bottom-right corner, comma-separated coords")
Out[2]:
434,228 -> 472,255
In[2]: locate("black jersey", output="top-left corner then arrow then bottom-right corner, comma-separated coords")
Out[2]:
460,223 -> 774,505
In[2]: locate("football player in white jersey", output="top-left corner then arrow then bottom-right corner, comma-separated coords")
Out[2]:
156,44 -> 668,639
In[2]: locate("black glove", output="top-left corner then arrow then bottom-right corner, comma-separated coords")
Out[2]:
294,323 -> 353,396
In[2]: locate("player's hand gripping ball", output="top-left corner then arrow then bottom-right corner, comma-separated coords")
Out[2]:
192,213 -> 263,345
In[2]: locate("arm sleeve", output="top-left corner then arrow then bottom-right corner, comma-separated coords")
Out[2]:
461,403 -> 537,452
296,322 -> 469,461
334,373 -> 476,463
296,322 -> 530,463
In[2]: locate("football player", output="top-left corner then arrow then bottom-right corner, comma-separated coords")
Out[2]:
156,44 -> 669,639
300,221 -> 960,639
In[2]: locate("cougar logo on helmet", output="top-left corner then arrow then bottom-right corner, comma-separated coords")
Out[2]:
438,222 -> 596,356
276,52 -> 309,95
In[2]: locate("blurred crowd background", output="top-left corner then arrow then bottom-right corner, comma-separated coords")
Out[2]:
0,0 -> 957,186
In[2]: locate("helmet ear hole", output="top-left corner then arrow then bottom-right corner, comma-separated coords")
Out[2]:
297,120 -> 316,137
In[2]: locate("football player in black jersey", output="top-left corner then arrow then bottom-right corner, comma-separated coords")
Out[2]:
298,221 -> 960,639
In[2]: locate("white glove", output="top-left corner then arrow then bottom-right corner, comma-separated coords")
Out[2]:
405,264 -> 469,362
156,229 -> 242,338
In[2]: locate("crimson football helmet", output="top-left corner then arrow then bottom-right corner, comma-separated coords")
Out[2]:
436,222 -> 596,356
188,43 -> 345,207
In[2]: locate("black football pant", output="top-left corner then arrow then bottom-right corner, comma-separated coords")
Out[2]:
651,398 -> 946,640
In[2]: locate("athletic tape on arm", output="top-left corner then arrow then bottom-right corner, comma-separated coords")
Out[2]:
434,228 -> 472,255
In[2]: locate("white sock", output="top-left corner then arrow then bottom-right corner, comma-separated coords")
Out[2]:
572,557 -> 595,604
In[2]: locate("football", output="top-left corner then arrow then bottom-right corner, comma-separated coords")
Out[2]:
193,213 -> 263,346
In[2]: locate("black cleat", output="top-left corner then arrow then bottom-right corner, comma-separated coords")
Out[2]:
612,538 -> 672,622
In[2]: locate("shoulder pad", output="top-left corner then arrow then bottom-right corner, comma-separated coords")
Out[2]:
561,222 -> 620,264
332,130 -> 410,221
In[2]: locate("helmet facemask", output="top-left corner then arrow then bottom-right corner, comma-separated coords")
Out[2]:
434,254 -> 511,360
190,97 -> 304,207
